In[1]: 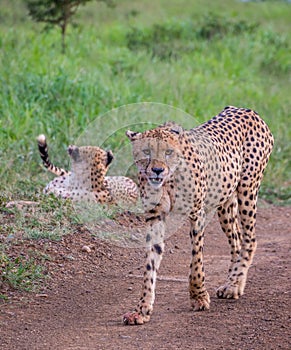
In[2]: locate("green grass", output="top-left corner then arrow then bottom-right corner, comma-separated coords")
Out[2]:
0,1 -> 290,204
0,195 -> 77,240
0,194 -> 77,293
0,253 -> 44,292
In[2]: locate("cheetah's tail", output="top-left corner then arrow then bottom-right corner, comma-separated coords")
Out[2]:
37,134 -> 69,176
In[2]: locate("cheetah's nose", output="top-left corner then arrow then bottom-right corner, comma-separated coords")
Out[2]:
152,167 -> 164,176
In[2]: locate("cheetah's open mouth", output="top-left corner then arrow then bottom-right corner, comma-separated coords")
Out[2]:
148,177 -> 164,187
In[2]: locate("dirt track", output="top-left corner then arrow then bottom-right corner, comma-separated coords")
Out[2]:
0,205 -> 290,350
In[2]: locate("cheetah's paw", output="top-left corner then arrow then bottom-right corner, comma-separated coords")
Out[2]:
123,312 -> 150,325
216,284 -> 241,299
190,292 -> 210,311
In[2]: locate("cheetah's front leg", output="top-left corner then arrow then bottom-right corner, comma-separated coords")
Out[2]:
123,218 -> 165,325
189,213 -> 210,311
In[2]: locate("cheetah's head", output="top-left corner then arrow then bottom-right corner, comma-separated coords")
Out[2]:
126,122 -> 183,189
67,145 -> 114,183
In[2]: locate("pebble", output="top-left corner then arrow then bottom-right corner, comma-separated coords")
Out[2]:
81,245 -> 91,253
36,294 -> 48,298
119,335 -> 131,339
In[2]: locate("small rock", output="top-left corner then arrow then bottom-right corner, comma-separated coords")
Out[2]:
36,293 -> 48,298
128,287 -> 133,291
81,245 -> 91,253
119,335 -> 131,339
64,255 -> 75,260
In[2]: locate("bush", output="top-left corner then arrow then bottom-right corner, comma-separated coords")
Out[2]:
126,14 -> 259,60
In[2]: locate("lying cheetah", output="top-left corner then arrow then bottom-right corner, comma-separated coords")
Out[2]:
37,135 -> 139,206
123,106 -> 274,325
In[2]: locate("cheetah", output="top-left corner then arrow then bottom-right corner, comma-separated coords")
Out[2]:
37,134 -> 139,206
123,106 -> 274,325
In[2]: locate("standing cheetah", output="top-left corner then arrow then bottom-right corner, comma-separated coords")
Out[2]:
123,106 -> 274,325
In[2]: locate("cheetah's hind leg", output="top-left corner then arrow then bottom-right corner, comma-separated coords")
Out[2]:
216,192 -> 243,299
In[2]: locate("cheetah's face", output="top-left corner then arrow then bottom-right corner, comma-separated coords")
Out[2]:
126,126 -> 182,189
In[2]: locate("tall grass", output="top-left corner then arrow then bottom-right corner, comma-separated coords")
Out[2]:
0,0 -> 290,203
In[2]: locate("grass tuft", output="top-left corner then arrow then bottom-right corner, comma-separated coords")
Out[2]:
0,253 -> 44,292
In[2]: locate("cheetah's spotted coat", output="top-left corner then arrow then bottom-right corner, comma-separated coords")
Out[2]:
124,106 -> 274,325
37,135 -> 138,206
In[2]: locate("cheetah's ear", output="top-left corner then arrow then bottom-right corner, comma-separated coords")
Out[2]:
161,121 -> 183,135
170,124 -> 183,135
106,150 -> 114,166
67,145 -> 80,161
126,130 -> 141,141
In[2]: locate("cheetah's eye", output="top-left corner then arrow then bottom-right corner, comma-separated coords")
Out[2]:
143,149 -> 151,156
165,149 -> 173,156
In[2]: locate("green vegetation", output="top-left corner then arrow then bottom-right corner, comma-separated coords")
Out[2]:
1,0 -> 290,202
25,0 -> 115,53
0,253 -> 44,292
0,195 -> 77,240
0,195 -> 75,294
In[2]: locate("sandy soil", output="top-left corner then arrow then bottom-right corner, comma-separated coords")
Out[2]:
0,205 -> 290,350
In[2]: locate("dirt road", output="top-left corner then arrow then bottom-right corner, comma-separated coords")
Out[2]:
1,206 -> 290,350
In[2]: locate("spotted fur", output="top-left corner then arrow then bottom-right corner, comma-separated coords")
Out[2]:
123,106 -> 274,325
37,135 -> 139,206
